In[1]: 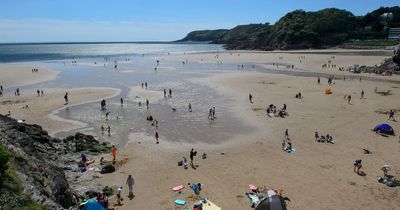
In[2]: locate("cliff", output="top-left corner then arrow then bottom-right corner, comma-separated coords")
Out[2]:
0,115 -> 110,209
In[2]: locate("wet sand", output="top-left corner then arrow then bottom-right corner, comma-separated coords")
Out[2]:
0,64 -> 59,88
0,87 -> 120,135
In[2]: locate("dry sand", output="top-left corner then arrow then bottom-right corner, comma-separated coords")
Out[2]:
166,49 -> 399,81
95,51 -> 400,210
0,64 -> 59,87
0,87 -> 120,135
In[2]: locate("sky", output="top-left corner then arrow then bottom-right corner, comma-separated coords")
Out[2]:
0,0 -> 398,43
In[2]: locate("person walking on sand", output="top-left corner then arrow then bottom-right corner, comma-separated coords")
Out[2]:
354,159 -> 362,174
208,108 -> 213,120
111,145 -> 117,162
155,131 -> 159,144
212,107 -> 216,119
317,76 -> 320,85
249,93 -> 253,103
107,125 -> 111,136
361,90 -> 364,99
188,103 -> 192,112
120,98 -> 124,106
169,89 -> 172,98
37,89 -> 40,97
146,99 -> 149,109
347,95 -> 351,104
164,89 -> 166,98
284,129 -> 289,140
126,175 -> 135,196
101,125 -> 105,135
315,131 -> 319,141
145,82 -> 147,89
389,110 -> 396,121
141,83 -> 144,89
41,90 -> 43,96
64,92 -> 69,104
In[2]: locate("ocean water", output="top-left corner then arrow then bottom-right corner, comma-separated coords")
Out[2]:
0,42 -> 224,62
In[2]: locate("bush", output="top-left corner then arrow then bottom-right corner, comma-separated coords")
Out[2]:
102,186 -> 114,196
0,144 -> 11,185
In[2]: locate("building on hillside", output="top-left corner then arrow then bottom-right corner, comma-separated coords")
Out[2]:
388,28 -> 400,40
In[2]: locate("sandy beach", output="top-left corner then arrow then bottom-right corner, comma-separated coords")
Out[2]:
166,49 -> 399,81
90,51 -> 400,210
1,50 -> 399,210
0,64 -> 59,88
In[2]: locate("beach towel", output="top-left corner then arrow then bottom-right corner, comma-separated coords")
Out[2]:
202,200 -> 221,210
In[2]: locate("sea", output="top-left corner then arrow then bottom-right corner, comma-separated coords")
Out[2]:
0,42 -> 224,63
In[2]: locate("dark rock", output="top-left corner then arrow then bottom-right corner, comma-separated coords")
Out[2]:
100,164 -> 115,174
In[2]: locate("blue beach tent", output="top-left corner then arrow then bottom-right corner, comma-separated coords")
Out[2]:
82,199 -> 106,210
373,123 -> 395,135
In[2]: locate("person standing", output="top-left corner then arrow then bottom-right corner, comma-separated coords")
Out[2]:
284,129 -> 289,140
169,89 -> 172,98
101,125 -> 105,135
111,145 -> 117,162
164,89 -> 166,98
64,92 -> 69,104
249,93 -> 253,103
315,131 -> 319,141
361,90 -> 364,99
188,103 -> 192,112
120,98 -> 124,106
190,148 -> 196,166
155,132 -> 159,144
389,110 -> 396,121
107,125 -> 111,136
145,82 -> 147,89
317,76 -> 320,85
212,107 -> 216,119
347,95 -> 351,104
37,89 -> 40,97
146,99 -> 149,109
126,175 -> 135,196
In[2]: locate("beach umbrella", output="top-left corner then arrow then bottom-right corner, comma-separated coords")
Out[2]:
255,195 -> 287,210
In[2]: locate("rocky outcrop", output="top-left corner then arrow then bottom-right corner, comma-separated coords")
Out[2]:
0,115 -> 111,209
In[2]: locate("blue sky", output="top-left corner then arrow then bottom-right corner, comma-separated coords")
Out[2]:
0,0 -> 398,43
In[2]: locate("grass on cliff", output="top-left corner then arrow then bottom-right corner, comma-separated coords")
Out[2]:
0,144 -> 45,210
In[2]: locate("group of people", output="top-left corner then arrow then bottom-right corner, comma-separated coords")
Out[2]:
31,68 -> 39,73
266,104 -> 287,118
163,88 -> 172,98
36,89 -> 44,96
208,107 -> 216,120
101,125 -> 111,137
315,132 -> 334,144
